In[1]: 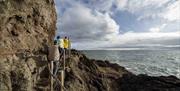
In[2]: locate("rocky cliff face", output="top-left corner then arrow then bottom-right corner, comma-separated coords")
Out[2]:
0,0 -> 56,52
0,0 -> 56,91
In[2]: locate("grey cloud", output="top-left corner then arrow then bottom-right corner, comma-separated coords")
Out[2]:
55,0 -> 180,49
57,4 -> 119,43
106,34 -> 180,48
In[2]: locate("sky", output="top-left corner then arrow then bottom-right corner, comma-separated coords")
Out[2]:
55,0 -> 180,50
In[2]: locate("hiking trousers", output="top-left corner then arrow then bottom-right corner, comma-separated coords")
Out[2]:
51,60 -> 59,76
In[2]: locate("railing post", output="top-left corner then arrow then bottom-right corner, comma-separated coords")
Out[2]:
50,61 -> 54,91
62,49 -> 65,91
63,49 -> 65,70
61,70 -> 64,91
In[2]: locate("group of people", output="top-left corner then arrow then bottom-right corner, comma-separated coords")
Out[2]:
56,36 -> 71,54
48,36 -> 71,75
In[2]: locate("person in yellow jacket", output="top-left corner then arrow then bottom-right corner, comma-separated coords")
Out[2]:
56,36 -> 64,54
63,36 -> 69,49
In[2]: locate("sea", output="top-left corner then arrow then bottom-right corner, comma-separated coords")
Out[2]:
82,48 -> 180,78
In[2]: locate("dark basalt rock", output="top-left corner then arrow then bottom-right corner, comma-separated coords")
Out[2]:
119,74 -> 180,91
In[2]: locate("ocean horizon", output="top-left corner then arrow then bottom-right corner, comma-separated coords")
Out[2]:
82,48 -> 180,78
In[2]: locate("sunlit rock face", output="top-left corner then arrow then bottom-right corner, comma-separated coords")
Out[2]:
0,0 -> 56,52
0,0 -> 56,90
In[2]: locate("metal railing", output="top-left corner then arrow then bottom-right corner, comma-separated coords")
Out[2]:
50,48 -> 71,91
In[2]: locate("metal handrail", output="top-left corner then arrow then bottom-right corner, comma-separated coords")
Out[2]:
49,70 -> 67,91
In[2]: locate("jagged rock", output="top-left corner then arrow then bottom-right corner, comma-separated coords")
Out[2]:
64,50 -> 131,91
0,55 -> 32,91
0,0 -> 56,52
26,58 -> 37,73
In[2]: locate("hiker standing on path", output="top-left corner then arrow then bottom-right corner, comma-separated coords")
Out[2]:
63,36 -> 69,53
48,40 -> 60,75
68,37 -> 71,58
68,37 -> 71,50
57,36 -> 64,55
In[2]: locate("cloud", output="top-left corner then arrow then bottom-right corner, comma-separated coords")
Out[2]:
149,24 -> 167,33
114,0 -> 180,22
161,0 -> 180,21
149,28 -> 161,33
55,0 -> 180,50
72,31 -> 180,49
58,3 -> 120,43
85,0 -> 114,12
115,0 -> 170,12
115,0 -> 128,10
100,31 -> 180,49
56,0 -> 180,22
